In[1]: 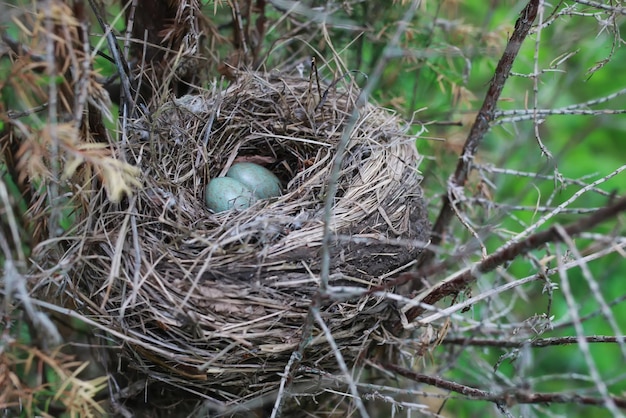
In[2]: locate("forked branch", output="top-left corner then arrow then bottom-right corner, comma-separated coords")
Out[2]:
418,0 -> 540,268
398,194 -> 626,328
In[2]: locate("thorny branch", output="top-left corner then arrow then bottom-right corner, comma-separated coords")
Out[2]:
443,335 -> 626,348
397,194 -> 626,329
380,363 -> 626,409
417,0 -> 540,269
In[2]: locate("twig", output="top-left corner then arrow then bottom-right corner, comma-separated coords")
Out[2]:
381,363 -> 626,408
312,308 -> 370,418
555,226 -> 626,360
295,4 -> 427,408
571,0 -> 626,14
319,0 -> 423,290
530,2 -> 552,158
269,293 -> 318,417
418,0 -> 540,269
510,165 -> 625,243
270,351 -> 302,418
398,194 -> 626,328
443,335 -> 626,348
407,233 -> 625,329
43,5 -> 61,241
494,108 -> 626,124
555,228 -> 623,416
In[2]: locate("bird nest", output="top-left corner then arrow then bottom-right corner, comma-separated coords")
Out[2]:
50,71 -> 430,412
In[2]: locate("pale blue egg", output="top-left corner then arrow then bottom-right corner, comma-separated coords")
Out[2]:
226,163 -> 282,199
205,177 -> 257,213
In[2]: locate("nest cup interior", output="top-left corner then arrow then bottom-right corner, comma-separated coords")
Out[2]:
77,71 -> 430,404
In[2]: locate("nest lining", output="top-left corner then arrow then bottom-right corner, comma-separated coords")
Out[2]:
56,71 -> 430,408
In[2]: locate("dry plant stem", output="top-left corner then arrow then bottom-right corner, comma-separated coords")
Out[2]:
494,86 -> 626,123
415,233 -> 626,328
123,0 -> 137,59
381,363 -> 626,409
419,0 -> 540,268
400,194 -> 626,327
495,107 -> 626,124
531,2 -> 551,158
253,0 -> 268,65
0,181 -> 26,264
511,165 -> 626,242
271,305 -> 372,418
3,260 -> 62,347
270,351 -> 301,418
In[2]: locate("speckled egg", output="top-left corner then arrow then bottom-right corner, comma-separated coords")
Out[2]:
205,177 -> 257,213
226,162 -> 282,199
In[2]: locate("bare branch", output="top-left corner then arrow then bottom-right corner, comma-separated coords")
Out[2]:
419,0 -> 540,268
443,335 -> 626,349
398,194 -> 626,327
381,363 -> 626,409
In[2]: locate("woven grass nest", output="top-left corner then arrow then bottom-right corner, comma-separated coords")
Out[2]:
68,71 -> 430,411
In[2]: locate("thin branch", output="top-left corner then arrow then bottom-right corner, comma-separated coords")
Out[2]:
494,108 -> 626,125
398,194 -> 626,328
510,165 -> 625,243
381,363 -> 626,408
418,0 -> 540,269
270,351 -> 302,418
554,226 -> 626,360
572,0 -> 626,14
443,335 -> 626,349
409,235 -> 625,330
555,238 -> 623,416
312,308 -> 370,418
319,0 -> 422,290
